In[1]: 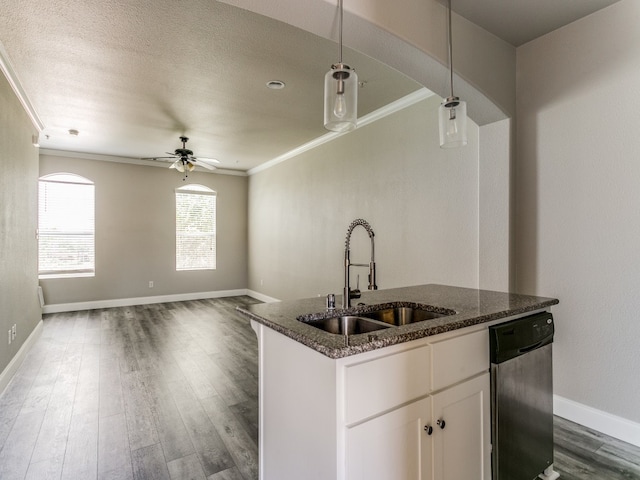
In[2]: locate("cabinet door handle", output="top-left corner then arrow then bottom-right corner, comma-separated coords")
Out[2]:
424,425 -> 433,435
437,419 -> 446,429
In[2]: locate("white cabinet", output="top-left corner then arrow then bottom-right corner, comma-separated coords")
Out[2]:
252,322 -> 493,480
432,373 -> 491,480
347,397 -> 433,480
346,372 -> 490,480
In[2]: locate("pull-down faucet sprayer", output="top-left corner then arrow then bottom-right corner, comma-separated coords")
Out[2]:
343,219 -> 377,308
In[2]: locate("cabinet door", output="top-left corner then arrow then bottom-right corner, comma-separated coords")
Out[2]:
432,373 -> 491,480
346,397 -> 433,480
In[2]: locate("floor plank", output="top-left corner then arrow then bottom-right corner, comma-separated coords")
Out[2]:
61,410 -> 99,480
131,443 -> 170,480
0,296 -> 638,480
554,416 -> 640,480
98,413 -> 133,480
0,410 -> 45,480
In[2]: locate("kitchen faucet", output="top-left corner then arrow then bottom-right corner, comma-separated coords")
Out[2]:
343,219 -> 377,308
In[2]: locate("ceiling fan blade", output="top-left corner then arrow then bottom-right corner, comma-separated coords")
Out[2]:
193,160 -> 216,170
141,156 -> 175,161
193,156 -> 221,164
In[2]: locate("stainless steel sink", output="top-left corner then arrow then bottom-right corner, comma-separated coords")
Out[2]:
360,306 -> 453,326
298,302 -> 455,335
303,316 -> 391,335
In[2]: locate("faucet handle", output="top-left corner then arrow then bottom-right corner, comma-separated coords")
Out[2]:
368,263 -> 377,290
326,293 -> 336,310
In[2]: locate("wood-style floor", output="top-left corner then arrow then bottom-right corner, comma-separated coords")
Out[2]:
0,296 -> 638,480
0,297 -> 261,480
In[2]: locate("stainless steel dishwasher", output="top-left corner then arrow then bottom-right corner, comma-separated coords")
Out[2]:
489,311 -> 559,480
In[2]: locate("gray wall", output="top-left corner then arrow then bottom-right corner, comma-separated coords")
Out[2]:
39,155 -> 248,306
0,73 -> 41,375
516,0 -> 640,423
248,95 -> 480,301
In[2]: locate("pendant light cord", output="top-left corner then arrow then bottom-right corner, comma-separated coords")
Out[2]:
447,0 -> 454,98
338,0 -> 344,64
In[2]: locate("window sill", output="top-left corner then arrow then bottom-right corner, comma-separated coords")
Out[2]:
39,272 -> 95,280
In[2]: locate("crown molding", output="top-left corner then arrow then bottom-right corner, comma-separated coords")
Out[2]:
0,40 -> 45,132
39,149 -> 248,177
247,88 -> 434,176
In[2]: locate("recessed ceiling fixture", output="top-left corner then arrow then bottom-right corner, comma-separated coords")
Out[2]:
324,0 -> 357,132
438,0 -> 467,148
68,129 -> 79,136
266,80 -> 285,90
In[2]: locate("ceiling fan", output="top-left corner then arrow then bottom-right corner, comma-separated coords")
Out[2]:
144,136 -> 220,177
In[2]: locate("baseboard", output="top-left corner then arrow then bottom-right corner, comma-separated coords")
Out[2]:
554,394 -> 640,447
0,320 -> 43,394
246,290 -> 281,303
43,289 -> 252,314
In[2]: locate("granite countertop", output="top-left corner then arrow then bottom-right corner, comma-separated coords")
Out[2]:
236,284 -> 559,359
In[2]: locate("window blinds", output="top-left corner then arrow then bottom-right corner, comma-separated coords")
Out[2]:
176,187 -> 216,270
38,175 -> 95,276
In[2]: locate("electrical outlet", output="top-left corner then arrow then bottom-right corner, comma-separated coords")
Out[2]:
11,324 -> 16,340
7,330 -> 11,345
149,281 -> 154,288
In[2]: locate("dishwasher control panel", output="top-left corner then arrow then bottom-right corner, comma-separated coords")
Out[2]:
489,311 -> 554,364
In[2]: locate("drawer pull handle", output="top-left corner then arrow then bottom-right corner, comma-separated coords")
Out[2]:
437,419 -> 446,429
424,425 -> 433,435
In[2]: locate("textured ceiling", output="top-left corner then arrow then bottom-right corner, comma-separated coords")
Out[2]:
0,0 -> 421,172
451,0 -> 623,47
0,0 -> 624,172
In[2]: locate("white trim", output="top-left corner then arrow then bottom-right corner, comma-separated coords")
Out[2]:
246,290 -> 281,303
251,321 -> 266,480
39,272 -> 95,280
0,40 -> 45,132
39,149 -> 248,177
37,88 -> 433,177
0,320 -> 43,395
554,394 -> 640,448
247,88 -> 435,176
42,289 -> 280,313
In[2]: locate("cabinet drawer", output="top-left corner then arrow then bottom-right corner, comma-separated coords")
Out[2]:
344,345 -> 431,425
431,329 -> 489,391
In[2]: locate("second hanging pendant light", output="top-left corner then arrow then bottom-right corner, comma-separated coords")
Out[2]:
324,0 -> 358,132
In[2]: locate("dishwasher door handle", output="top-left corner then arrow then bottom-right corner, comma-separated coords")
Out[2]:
518,341 -> 543,354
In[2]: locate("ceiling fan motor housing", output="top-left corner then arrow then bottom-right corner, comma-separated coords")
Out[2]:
175,148 -> 193,157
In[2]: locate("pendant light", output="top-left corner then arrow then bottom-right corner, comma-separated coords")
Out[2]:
439,0 -> 467,148
324,0 -> 358,132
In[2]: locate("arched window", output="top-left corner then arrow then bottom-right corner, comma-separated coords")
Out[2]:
38,173 -> 95,278
175,184 -> 216,271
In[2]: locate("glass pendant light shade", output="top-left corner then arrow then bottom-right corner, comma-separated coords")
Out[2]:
439,0 -> 467,149
324,63 -> 358,132
439,96 -> 467,148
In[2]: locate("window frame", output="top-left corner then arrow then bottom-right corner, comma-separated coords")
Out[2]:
175,184 -> 217,271
38,173 -> 95,279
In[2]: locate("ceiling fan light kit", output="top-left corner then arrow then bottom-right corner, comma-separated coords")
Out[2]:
324,0 -> 358,132
144,136 -> 219,180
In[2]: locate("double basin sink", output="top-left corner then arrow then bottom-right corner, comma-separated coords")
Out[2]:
298,303 -> 456,336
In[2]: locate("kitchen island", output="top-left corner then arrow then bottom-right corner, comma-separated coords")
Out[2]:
237,284 -> 558,480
